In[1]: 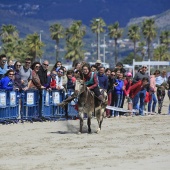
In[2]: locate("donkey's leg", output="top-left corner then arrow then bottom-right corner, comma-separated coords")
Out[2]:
78,111 -> 84,134
87,116 -> 91,133
96,109 -> 104,133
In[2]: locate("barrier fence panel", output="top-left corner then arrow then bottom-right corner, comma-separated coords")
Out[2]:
67,89 -> 78,118
9,91 -> 20,121
51,90 -> 66,119
41,89 -> 53,119
0,90 -> 9,123
21,89 -> 40,121
0,90 -> 19,123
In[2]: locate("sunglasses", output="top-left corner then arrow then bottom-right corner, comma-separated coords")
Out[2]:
2,60 -> 7,63
111,74 -> 115,76
35,65 -> 40,68
58,71 -> 63,74
16,65 -> 21,67
9,74 -> 14,76
51,74 -> 57,76
142,67 -> 147,69
43,63 -> 49,66
25,61 -> 31,64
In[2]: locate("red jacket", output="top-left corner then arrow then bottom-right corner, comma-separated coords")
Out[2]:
124,78 -> 132,96
129,80 -> 143,99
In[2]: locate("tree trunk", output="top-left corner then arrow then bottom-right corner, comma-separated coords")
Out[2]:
134,41 -> 136,60
114,39 -> 118,65
56,40 -> 59,62
147,40 -> 151,60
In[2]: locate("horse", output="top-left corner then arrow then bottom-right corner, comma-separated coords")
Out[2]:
75,77 -> 108,134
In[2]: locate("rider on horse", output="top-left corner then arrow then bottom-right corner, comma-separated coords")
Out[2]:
57,63 -> 104,107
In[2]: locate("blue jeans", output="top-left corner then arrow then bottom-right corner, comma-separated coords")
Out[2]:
113,93 -> 123,116
133,89 -> 146,115
148,93 -> 157,112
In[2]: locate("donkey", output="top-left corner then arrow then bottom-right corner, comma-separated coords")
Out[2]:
75,78 -> 108,134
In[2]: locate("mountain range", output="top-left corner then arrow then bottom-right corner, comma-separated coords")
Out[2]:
0,0 -> 170,61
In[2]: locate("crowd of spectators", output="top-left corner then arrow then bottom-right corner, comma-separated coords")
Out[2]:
0,54 -> 170,117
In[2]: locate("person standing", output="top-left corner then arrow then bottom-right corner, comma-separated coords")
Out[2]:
112,72 -> 124,117
20,58 -> 32,91
0,54 -> 8,80
37,60 -> 49,88
132,65 -> 150,116
13,61 -> 22,91
97,67 -> 108,91
148,72 -> 157,114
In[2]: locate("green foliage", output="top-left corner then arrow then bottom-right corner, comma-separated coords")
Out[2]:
121,52 -> 142,65
50,23 -> 65,61
108,21 -> 123,65
153,45 -> 169,61
65,20 -> 86,66
25,33 -> 44,62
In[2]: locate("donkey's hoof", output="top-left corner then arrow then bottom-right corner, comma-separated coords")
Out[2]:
78,132 -> 81,135
96,128 -> 101,134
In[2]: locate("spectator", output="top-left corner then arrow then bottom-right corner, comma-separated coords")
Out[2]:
132,65 -> 150,115
13,61 -> 22,90
105,68 -> 111,77
112,72 -> 124,117
29,62 -> 45,90
91,65 -> 98,73
20,58 -> 32,91
37,60 -> 49,88
7,60 -> 14,70
106,70 -> 116,117
74,63 -> 81,72
115,62 -> 126,74
148,72 -> 157,114
130,77 -> 149,116
55,68 -> 65,90
61,66 -> 68,90
97,67 -> 108,90
49,70 -> 58,90
155,70 -> 168,114
0,54 -> 8,80
123,72 -> 133,116
52,61 -> 62,72
0,69 -> 15,91
66,70 -> 76,90
95,59 -> 102,71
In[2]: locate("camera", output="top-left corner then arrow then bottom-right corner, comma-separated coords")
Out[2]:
114,82 -> 119,86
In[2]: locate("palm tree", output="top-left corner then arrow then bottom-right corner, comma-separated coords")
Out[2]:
136,41 -> 146,60
108,21 -> 123,65
160,30 -> 170,49
0,24 -> 18,43
153,45 -> 169,61
25,33 -> 44,62
128,24 -> 140,60
65,39 -> 84,66
65,20 -> 86,66
50,23 -> 65,61
65,20 -> 86,41
142,19 -> 156,60
90,18 -> 106,60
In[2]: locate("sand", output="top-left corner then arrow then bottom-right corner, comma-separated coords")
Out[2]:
0,95 -> 170,170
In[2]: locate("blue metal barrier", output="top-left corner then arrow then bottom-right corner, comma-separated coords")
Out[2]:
21,89 -> 40,122
51,90 -> 65,120
67,89 -> 78,118
0,90 -> 19,124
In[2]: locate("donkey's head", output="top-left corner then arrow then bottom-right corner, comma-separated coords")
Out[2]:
75,78 -> 86,95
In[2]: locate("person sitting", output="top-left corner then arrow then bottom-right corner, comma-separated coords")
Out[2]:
58,63 -> 106,107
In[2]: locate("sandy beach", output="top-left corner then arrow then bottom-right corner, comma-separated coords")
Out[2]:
0,95 -> 170,170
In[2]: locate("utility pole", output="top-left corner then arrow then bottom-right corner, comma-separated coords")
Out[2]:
96,19 -> 100,60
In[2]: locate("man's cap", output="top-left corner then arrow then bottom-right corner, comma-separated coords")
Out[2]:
96,59 -> 102,64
